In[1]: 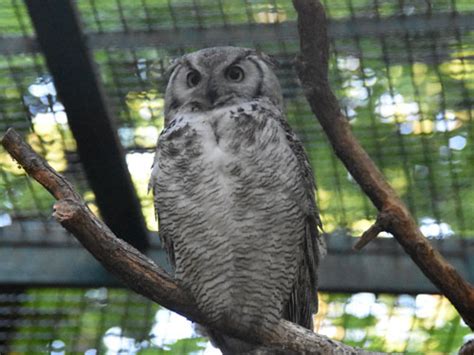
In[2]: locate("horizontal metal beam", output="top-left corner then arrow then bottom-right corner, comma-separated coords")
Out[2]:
1,226 -> 472,294
25,0 -> 149,250
2,12 -> 472,55
86,13 -> 474,50
321,234 -> 474,294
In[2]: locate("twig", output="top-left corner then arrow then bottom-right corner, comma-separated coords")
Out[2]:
353,212 -> 390,251
1,128 -> 375,354
292,0 -> 474,329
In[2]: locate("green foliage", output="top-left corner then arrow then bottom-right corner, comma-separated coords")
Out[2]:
422,315 -> 471,354
160,337 -> 208,353
1,0 -> 473,239
333,314 -> 378,329
4,289 -> 470,354
318,293 -> 470,353
7,288 -> 207,354
0,0 -> 34,35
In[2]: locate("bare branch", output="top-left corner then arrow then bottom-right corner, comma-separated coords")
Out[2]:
353,212 -> 390,251
1,127 -> 376,354
1,128 -> 81,201
292,0 -> 474,329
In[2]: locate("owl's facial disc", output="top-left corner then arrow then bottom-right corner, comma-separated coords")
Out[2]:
180,57 -> 261,110
164,47 -> 284,123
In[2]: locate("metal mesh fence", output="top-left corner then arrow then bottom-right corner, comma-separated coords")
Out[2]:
0,289 -> 470,354
0,0 -> 473,353
0,0 -> 472,240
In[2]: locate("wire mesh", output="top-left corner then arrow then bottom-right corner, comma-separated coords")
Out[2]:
0,0 -> 473,240
86,0 -> 474,239
0,51 -> 94,244
0,0 -> 94,244
0,289 -> 470,354
0,0 -> 473,353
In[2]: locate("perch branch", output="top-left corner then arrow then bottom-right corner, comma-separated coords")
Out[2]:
292,0 -> 474,329
1,128 -> 375,354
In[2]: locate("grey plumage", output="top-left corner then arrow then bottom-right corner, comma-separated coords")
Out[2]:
150,47 -> 324,354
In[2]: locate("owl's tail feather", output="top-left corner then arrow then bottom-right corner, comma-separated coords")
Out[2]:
205,328 -> 297,355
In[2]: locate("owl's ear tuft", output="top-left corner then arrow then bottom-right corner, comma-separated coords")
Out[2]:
257,50 -> 279,69
164,58 -> 182,84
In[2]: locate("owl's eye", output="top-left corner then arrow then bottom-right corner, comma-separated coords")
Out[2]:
226,66 -> 245,82
186,70 -> 201,87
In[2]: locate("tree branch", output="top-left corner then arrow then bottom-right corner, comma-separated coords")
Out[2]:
292,0 -> 474,329
1,127 -> 375,353
353,212 -> 390,251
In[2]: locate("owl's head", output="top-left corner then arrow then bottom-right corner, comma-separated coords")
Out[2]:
163,47 -> 283,122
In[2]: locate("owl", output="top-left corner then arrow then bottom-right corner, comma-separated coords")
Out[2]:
150,47 -> 324,354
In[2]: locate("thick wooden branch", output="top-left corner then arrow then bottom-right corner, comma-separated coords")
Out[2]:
292,0 -> 474,329
1,127 -> 373,354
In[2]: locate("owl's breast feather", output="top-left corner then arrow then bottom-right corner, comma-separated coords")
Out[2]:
154,99 -> 307,331
159,102 -> 268,165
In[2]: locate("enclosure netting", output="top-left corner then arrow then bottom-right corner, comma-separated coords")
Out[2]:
0,0 -> 473,353
0,288 -> 469,354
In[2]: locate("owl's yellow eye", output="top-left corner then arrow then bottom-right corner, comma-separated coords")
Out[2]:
186,70 -> 201,87
226,66 -> 244,82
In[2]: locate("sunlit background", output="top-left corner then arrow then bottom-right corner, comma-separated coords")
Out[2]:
0,0 -> 473,353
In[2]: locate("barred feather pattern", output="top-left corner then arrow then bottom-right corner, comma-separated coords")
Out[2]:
150,97 -> 323,353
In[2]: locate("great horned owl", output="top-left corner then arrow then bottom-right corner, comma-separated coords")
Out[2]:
150,47 -> 324,354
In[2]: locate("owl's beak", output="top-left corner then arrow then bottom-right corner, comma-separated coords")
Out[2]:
206,88 -> 218,106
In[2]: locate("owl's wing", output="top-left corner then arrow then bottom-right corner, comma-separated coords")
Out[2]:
149,152 -> 176,268
276,116 -> 324,329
